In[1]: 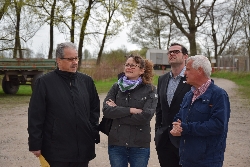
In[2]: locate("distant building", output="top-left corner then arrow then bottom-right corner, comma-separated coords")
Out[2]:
146,49 -> 170,70
215,55 -> 249,72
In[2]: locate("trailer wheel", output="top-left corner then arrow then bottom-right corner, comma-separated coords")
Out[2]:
2,76 -> 20,94
31,73 -> 43,91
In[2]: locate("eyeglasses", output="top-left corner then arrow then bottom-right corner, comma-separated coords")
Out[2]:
60,57 -> 79,62
124,63 -> 140,69
167,50 -> 182,55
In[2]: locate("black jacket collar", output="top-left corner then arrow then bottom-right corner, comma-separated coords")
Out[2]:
55,68 -> 77,80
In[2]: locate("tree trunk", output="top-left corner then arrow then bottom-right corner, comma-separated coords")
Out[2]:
78,0 -> 93,70
248,39 -> 250,71
248,12 -> 250,71
96,17 -> 113,65
48,0 -> 56,59
13,0 -> 22,58
96,32 -> 107,65
70,0 -> 76,43
187,32 -> 197,56
212,29 -> 218,67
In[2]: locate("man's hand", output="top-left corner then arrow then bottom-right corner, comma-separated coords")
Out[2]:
170,119 -> 182,136
31,150 -> 41,157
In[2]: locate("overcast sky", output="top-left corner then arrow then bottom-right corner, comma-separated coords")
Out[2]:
27,25 -> 140,56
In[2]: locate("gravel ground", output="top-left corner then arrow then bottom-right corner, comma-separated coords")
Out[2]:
0,78 -> 249,167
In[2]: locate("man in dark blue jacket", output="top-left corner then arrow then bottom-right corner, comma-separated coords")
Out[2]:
28,42 -> 100,167
171,55 -> 230,167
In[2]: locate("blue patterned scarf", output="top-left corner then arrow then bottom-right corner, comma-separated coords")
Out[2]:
118,76 -> 142,92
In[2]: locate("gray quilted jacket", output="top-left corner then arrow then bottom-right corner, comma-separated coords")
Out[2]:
103,83 -> 158,148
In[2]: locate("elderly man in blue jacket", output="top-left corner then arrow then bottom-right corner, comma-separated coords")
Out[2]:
170,55 -> 230,167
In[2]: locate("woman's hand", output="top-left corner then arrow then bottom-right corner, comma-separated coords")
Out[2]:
106,99 -> 117,107
106,99 -> 143,115
130,108 -> 142,114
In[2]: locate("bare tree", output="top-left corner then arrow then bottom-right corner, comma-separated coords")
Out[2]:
13,0 -> 23,58
78,0 -> 96,70
30,0 -> 58,59
0,0 -> 11,20
56,0 -> 83,43
240,0 -> 250,70
83,48 -> 91,67
22,47 -> 34,58
68,0 -> 77,43
128,1 -> 177,50
0,0 -> 42,58
95,0 -> 137,65
140,0 -> 217,56
209,0 -> 243,66
0,0 -> 23,58
47,0 -> 57,59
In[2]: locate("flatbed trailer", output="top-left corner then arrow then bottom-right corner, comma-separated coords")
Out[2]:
0,58 -> 56,94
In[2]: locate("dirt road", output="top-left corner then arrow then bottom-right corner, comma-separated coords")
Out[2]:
0,78 -> 249,167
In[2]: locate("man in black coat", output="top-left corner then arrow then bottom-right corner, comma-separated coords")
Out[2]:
28,42 -> 100,167
155,43 -> 191,167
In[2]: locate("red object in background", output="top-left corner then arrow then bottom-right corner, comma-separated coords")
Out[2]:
162,65 -> 166,74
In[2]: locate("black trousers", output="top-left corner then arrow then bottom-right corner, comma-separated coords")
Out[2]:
156,139 -> 181,167
47,161 -> 89,167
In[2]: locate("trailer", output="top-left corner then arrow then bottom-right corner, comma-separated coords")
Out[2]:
0,58 -> 56,94
146,48 -> 170,70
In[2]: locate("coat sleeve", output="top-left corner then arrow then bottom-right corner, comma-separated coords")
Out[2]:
28,77 -> 47,151
85,76 -> 100,144
87,77 -> 100,129
155,75 -> 163,130
118,86 -> 158,125
102,83 -> 131,119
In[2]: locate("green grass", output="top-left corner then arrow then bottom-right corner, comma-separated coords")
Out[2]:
94,77 -> 118,94
95,75 -> 159,94
3,71 -> 249,105
211,71 -> 250,100
0,85 -> 32,95
0,85 -> 32,106
153,75 -> 159,86
0,75 -> 159,106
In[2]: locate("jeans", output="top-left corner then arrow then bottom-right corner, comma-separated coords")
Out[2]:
108,145 -> 150,167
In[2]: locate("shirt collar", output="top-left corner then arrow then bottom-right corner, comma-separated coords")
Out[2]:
191,79 -> 211,93
170,66 -> 186,78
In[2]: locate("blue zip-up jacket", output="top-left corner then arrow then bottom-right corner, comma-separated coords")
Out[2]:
174,80 -> 230,167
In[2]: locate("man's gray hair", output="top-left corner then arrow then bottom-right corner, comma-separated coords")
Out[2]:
187,55 -> 212,78
56,42 -> 77,58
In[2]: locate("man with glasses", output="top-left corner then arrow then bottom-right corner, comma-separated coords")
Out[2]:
155,43 -> 191,167
28,42 -> 100,167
